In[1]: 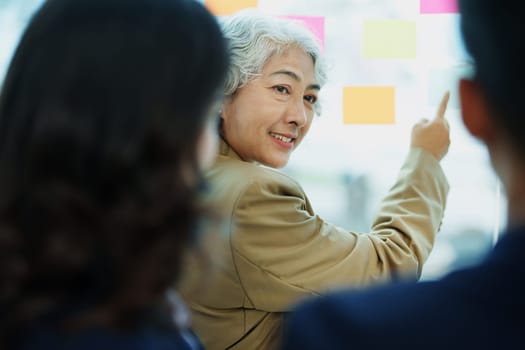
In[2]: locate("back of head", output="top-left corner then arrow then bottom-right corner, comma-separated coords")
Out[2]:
460,0 -> 525,154
0,0 -> 228,340
220,9 -> 327,107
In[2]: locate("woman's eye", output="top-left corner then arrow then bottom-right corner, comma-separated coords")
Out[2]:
304,95 -> 317,104
274,85 -> 289,94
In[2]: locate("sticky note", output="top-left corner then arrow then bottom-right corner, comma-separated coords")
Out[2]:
343,86 -> 395,124
420,0 -> 458,14
363,20 -> 416,59
205,0 -> 258,16
428,64 -> 473,108
281,15 -> 325,50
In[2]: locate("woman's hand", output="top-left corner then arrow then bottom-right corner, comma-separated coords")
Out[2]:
410,91 -> 451,161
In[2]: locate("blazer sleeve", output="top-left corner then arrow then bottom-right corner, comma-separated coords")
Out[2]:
230,147 -> 449,311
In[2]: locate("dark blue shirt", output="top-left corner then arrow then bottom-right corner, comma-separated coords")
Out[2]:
18,326 -> 204,350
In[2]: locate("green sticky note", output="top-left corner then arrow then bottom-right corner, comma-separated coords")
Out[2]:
363,20 -> 416,59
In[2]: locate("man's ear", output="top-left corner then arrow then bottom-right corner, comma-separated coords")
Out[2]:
459,78 -> 494,143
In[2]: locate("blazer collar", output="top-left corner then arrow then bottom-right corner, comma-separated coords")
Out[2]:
219,137 -> 243,161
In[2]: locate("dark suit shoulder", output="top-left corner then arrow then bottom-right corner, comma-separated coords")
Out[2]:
284,243 -> 525,350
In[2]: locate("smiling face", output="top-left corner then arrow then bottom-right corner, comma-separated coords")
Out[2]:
221,46 -> 319,168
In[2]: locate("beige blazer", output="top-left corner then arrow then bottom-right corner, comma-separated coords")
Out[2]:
187,139 -> 449,350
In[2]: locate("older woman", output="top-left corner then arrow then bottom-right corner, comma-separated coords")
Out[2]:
185,10 -> 450,350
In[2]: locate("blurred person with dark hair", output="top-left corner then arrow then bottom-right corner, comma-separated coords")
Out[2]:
0,0 -> 228,349
282,0 -> 525,349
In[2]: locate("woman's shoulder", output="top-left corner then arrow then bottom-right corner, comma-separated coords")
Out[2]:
212,155 -> 301,189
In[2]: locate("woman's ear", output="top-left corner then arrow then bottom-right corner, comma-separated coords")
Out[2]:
221,95 -> 233,122
196,116 -> 220,171
459,78 -> 495,143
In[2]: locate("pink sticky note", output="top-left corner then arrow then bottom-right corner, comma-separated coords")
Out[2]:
280,15 -> 325,50
420,0 -> 458,14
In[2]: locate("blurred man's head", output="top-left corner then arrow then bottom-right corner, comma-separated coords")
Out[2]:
459,0 -> 525,160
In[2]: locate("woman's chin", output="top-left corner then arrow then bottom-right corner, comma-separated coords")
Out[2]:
261,157 -> 290,169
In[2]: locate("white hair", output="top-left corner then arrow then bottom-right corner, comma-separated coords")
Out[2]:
220,9 -> 328,114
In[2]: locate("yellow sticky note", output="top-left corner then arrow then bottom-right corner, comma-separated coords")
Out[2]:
343,86 -> 395,124
363,20 -> 416,59
205,0 -> 258,16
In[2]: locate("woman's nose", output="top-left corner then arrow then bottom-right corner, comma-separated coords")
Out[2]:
285,98 -> 307,127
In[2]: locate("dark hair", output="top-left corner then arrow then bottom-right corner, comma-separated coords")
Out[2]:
459,0 -> 525,154
0,0 -> 228,341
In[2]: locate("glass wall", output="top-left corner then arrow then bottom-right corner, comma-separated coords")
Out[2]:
204,0 -> 505,280
0,0 -> 504,280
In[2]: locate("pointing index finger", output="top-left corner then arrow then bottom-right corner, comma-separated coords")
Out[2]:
435,91 -> 450,120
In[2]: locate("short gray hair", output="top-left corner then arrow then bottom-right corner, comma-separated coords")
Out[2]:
220,10 -> 328,114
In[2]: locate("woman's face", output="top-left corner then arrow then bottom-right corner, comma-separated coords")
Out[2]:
221,46 -> 319,168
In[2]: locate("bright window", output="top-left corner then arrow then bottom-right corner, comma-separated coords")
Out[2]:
0,0 -> 503,280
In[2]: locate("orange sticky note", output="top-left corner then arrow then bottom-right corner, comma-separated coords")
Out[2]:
205,0 -> 258,16
343,86 -> 395,124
